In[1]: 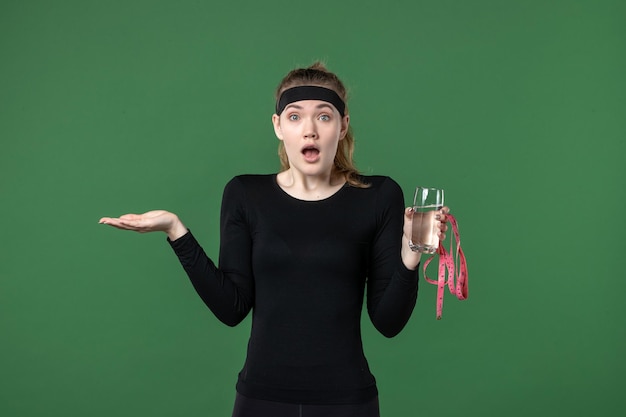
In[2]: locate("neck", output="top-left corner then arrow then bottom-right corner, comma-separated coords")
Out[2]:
277,169 -> 345,201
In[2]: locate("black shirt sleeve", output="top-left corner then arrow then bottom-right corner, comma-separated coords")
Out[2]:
365,177 -> 419,338
168,177 -> 254,326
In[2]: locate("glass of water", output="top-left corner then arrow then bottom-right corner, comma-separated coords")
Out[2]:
409,187 -> 444,254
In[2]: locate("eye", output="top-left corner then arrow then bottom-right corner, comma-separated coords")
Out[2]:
288,114 -> 299,121
319,114 -> 331,121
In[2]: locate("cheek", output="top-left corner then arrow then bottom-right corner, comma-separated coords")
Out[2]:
281,136 -> 301,156
328,122 -> 343,138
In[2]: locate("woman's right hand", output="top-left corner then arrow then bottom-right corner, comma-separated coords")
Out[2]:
99,210 -> 188,241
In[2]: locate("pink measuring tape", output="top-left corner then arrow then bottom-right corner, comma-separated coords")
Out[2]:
422,214 -> 468,319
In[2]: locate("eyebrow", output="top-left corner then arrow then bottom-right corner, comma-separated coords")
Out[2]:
284,103 -> 335,111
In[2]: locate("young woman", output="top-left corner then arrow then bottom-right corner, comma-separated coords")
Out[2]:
100,63 -> 449,417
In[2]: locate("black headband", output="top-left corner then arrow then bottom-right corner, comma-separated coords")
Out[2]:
276,85 -> 346,117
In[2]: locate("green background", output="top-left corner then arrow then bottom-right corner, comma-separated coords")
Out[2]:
1,0 -> 624,416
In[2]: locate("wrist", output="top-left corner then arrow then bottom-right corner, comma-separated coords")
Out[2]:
166,216 -> 187,241
401,236 -> 422,270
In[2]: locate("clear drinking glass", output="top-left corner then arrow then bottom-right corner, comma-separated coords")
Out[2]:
409,187 -> 444,254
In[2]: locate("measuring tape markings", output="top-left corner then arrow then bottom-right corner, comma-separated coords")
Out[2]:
422,214 -> 468,320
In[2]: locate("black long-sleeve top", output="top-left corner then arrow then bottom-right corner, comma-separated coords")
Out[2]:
168,174 -> 419,405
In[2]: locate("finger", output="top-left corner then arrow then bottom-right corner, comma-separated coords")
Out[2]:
108,223 -> 138,231
99,217 -> 121,225
119,218 -> 145,229
119,214 -> 141,221
101,220 -> 138,231
441,206 -> 450,214
405,207 -> 414,218
102,216 -> 136,227
438,232 -> 446,241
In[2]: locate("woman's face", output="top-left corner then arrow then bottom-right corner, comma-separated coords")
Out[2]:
272,99 -> 349,178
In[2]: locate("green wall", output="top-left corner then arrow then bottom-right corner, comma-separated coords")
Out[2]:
1,0 -> 624,416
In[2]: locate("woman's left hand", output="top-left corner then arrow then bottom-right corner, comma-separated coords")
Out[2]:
401,206 -> 450,270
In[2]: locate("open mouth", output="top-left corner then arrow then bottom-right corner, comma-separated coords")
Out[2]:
301,145 -> 320,161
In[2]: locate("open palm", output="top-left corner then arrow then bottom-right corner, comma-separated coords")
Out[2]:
99,210 -> 178,234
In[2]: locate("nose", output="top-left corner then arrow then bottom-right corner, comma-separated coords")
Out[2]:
303,119 -> 318,139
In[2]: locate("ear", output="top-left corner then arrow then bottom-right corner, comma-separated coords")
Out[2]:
339,115 -> 350,140
272,114 -> 283,140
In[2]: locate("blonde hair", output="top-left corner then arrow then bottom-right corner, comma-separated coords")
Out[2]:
274,62 -> 369,188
